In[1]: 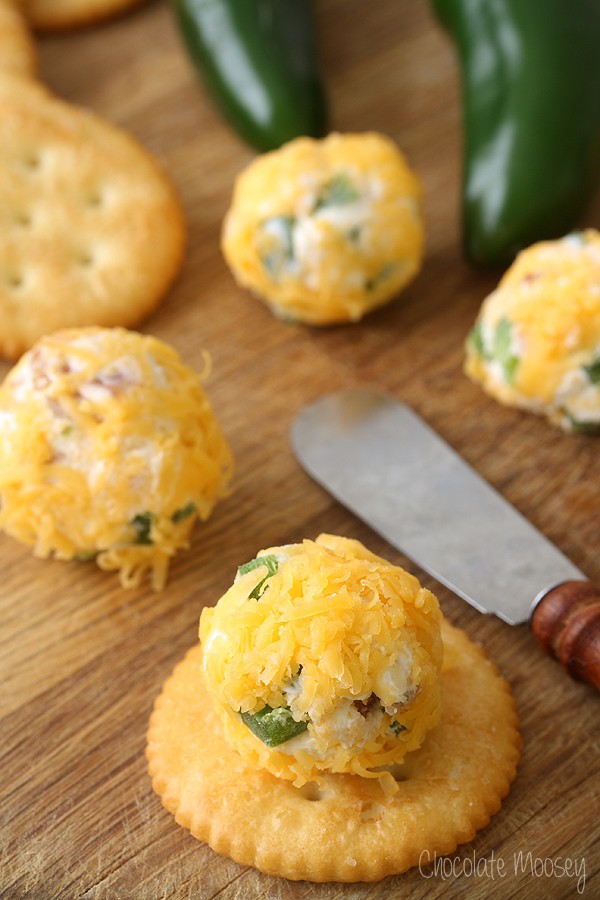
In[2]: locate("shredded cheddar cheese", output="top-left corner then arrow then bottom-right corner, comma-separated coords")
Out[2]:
221,132 -> 424,325
0,327 -> 233,589
465,230 -> 600,432
201,535 -> 442,792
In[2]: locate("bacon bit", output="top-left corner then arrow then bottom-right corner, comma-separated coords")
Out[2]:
89,365 -> 139,396
46,397 -> 71,421
521,272 -> 540,284
353,694 -> 379,717
29,348 -> 50,389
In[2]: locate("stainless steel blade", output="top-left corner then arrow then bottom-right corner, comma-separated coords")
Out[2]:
291,389 -> 583,624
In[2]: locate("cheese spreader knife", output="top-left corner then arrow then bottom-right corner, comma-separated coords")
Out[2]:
291,388 -> 600,691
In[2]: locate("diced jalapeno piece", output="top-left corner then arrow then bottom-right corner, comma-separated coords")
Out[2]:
583,358 -> 600,385
389,720 -> 408,736
365,262 -> 397,292
241,705 -> 308,747
492,317 -> 511,357
259,215 -> 295,276
75,550 -> 97,562
568,416 -> 600,434
237,554 -> 279,599
467,321 -> 486,357
314,173 -> 359,211
492,317 -> 520,384
172,501 -> 197,523
131,512 -> 154,545
502,356 -> 519,384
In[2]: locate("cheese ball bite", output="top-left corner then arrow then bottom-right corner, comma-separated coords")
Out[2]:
200,534 -> 442,792
465,230 -> 600,432
221,132 -> 424,325
0,327 -> 233,589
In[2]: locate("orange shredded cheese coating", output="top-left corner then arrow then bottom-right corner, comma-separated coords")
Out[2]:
0,326 -> 233,589
222,132 -> 424,325
201,535 -> 442,792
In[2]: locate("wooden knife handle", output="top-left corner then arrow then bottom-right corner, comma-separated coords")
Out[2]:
531,581 -> 600,691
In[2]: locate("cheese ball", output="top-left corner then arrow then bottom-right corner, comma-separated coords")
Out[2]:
221,132 -> 424,325
0,327 -> 233,589
200,535 -> 443,792
465,230 -> 600,432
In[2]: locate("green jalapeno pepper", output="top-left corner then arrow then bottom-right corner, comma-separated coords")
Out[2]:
433,0 -> 600,266
172,0 -> 328,152
241,705 -> 308,747
237,553 -> 279,599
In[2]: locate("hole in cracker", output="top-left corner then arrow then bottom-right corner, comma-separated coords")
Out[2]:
23,154 -> 41,171
298,782 -> 323,801
86,191 -> 104,209
7,274 -> 24,289
15,212 -> 32,228
77,252 -> 94,267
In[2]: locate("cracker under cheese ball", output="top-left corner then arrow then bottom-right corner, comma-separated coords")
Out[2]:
0,327 -> 233,589
200,535 -> 443,792
221,132 -> 424,325
465,230 -> 600,433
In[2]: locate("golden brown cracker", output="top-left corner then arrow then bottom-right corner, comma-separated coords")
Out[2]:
0,0 -> 36,76
146,620 -> 521,883
0,74 -> 185,359
21,0 -> 147,31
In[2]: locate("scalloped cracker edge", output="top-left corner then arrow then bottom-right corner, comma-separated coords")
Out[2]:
146,619 -> 521,883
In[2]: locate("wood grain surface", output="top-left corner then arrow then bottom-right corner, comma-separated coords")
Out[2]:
2,1 -> 599,897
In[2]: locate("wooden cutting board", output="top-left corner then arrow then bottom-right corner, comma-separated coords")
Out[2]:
2,1 -> 599,897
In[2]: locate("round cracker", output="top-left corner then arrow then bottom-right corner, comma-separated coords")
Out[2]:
0,74 -> 185,359
0,0 -> 36,76
21,0 -> 147,32
146,620 -> 521,883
